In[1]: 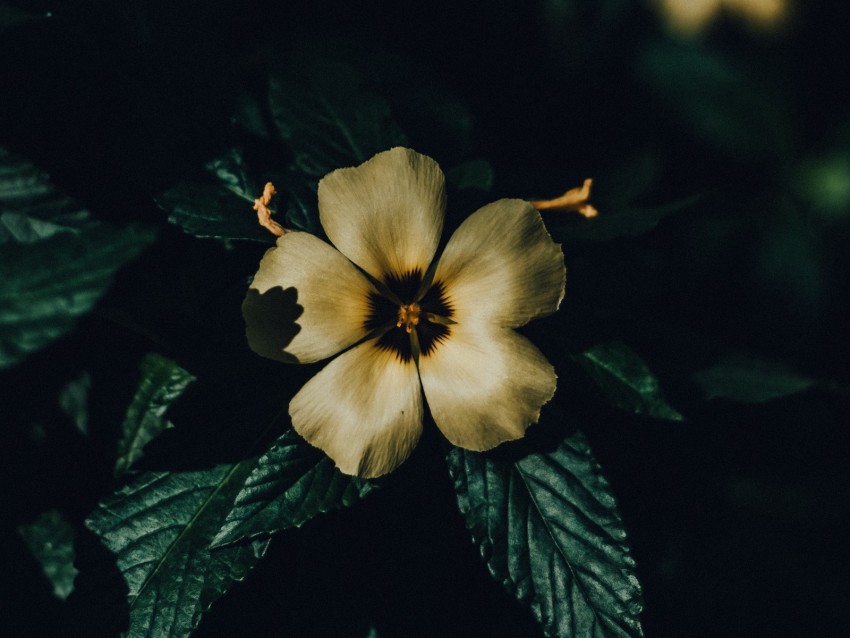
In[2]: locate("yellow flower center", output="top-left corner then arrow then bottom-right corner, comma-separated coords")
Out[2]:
396,303 -> 421,333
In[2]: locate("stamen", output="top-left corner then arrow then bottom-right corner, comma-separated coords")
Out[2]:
424,312 -> 456,326
531,178 -> 598,218
253,182 -> 286,237
396,303 -> 421,334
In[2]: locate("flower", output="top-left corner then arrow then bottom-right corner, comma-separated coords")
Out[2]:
243,147 -> 565,478
655,0 -> 789,36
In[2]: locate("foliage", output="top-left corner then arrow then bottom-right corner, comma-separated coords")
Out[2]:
211,430 -> 377,547
0,148 -> 155,368
575,342 -> 683,421
87,464 -> 271,638
114,353 -> 197,477
5,4 -> 848,638
449,430 -> 643,637
693,354 -> 817,403
18,510 -> 78,600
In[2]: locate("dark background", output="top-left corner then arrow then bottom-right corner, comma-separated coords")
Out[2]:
3,1 -> 849,636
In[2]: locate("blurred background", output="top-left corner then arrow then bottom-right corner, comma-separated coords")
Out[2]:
2,1 -> 849,636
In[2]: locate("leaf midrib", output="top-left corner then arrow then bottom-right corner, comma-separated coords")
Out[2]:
126,460 -> 247,611
513,458 -> 604,633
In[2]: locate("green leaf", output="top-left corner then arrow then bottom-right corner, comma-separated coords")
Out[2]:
269,61 -> 408,178
640,42 -> 789,158
574,342 -> 683,421
280,169 -> 321,234
448,431 -> 643,638
446,158 -> 495,192
0,148 -> 156,369
794,151 -> 850,221
211,430 -> 377,547
693,354 -> 817,403
0,4 -> 47,31
18,510 -> 79,600
114,353 -> 197,477
59,371 -> 92,435
86,463 -> 270,638
548,195 -> 699,243
157,148 -> 276,244
260,60 -> 410,234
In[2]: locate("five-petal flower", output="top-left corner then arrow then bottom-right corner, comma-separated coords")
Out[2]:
243,147 -> 566,478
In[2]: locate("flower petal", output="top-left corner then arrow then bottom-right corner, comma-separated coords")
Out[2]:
318,147 -> 445,282
290,338 -> 424,478
419,323 -> 556,451
433,199 -> 565,328
244,232 -> 375,364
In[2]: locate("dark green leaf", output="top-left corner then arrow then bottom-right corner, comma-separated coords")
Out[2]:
86,463 -> 269,638
269,61 -> 408,177
0,147 -> 89,238
693,354 -> 817,403
0,3 -> 47,31
794,151 -> 850,222
281,169 -> 321,234
640,42 -> 789,158
211,430 -> 377,547
548,195 -> 699,243
114,354 -> 197,477
446,159 -> 495,192
382,78 -> 475,161
157,148 -> 276,244
0,148 -> 155,368
59,371 -> 91,435
18,510 -> 78,600
448,431 -> 643,638
574,342 -> 683,421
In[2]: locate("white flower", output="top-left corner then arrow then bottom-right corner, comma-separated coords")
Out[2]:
243,148 -> 565,478
656,0 -> 789,36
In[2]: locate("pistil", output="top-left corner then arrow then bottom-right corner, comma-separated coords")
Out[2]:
396,303 -> 422,334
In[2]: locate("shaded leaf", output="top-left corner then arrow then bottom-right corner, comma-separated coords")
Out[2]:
0,4 -> 47,31
269,61 -> 408,178
0,148 -> 155,368
694,354 -> 817,403
446,158 -> 495,192
548,195 -> 699,243
114,353 -> 197,477
448,430 -> 643,638
86,463 -> 269,638
18,510 -> 78,600
212,430 -> 377,547
281,169 -> 321,234
266,60 -> 409,234
794,151 -> 850,223
157,148 -> 275,244
593,153 -> 660,206
383,77 -> 475,161
574,342 -> 683,421
59,371 -> 92,435
543,151 -> 696,243
640,42 -> 788,158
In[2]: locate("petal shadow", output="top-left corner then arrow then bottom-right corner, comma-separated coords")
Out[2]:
242,286 -> 304,363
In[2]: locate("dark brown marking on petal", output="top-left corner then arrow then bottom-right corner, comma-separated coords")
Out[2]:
364,290 -> 397,333
384,269 -> 423,304
419,280 -> 453,320
367,276 -> 453,362
374,326 -> 414,363
417,321 -> 450,358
